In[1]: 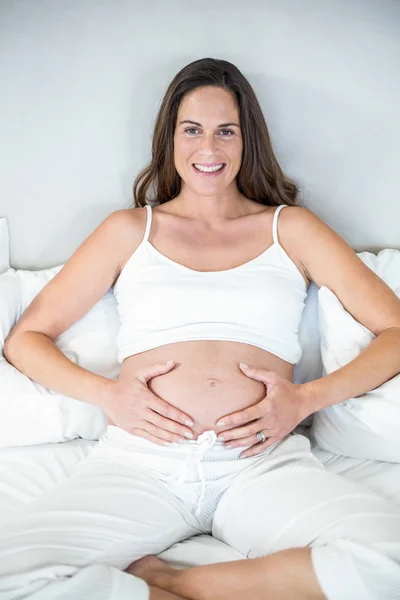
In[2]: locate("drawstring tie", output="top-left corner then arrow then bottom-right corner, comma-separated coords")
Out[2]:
166,430 -> 218,517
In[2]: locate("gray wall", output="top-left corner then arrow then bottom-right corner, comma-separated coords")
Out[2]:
1,0 -> 399,269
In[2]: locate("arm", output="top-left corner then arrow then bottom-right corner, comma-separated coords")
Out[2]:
289,207 -> 400,413
4,331 -> 112,408
3,210 -> 135,409
215,208 -> 400,457
300,328 -> 400,412
4,209 -> 195,442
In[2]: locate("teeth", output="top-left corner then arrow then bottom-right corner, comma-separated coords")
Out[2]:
194,163 -> 224,172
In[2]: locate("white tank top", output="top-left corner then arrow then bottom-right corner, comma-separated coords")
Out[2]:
113,204 -> 308,364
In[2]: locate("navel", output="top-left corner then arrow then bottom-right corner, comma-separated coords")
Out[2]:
207,378 -> 219,388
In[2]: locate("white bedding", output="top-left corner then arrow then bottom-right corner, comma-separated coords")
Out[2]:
1,435 -> 399,569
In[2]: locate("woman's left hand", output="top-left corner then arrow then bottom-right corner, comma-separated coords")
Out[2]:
215,363 -> 311,458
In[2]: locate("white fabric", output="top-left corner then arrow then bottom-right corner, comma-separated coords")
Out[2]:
0,270 -> 22,352
1,428 -> 399,600
0,438 -> 96,525
0,246 -> 322,449
0,266 -> 120,447
311,249 -> 400,462
0,438 -> 244,568
1,436 -> 399,558
0,427 -> 277,600
0,218 -> 10,274
311,444 -> 400,507
114,205 -> 308,365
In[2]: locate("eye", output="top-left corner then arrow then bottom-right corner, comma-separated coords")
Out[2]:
184,127 -> 200,135
219,129 -> 234,136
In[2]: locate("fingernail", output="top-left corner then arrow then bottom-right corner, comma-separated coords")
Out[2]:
225,445 -> 233,449
165,360 -> 174,364
184,432 -> 193,439
240,362 -> 249,369
217,435 -> 224,441
216,421 -> 225,427
185,420 -> 194,427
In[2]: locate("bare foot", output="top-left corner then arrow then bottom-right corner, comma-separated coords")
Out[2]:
126,555 -> 174,588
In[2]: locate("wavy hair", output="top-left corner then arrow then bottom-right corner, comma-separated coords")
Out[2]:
133,58 -> 299,207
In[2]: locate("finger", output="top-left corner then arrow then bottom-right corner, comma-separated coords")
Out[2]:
148,395 -> 194,427
124,427 -> 172,446
223,433 -> 262,449
142,421 -> 188,444
136,361 -> 177,385
239,363 -> 278,385
240,437 -> 281,459
218,421 -> 274,442
146,409 -> 193,440
216,404 -> 264,429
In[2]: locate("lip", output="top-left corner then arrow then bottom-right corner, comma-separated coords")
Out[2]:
192,163 -> 226,177
193,162 -> 225,167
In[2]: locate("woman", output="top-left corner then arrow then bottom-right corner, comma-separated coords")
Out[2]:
2,58 -> 400,600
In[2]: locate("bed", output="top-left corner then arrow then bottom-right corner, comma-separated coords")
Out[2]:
1,216 -> 400,574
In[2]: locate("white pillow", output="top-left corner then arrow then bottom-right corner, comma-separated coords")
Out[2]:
0,218 -> 10,274
0,266 -> 121,447
311,249 -> 400,462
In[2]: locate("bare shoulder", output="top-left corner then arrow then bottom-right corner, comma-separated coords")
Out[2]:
277,204 -> 361,287
108,207 -> 148,273
4,206 -> 149,347
277,205 -> 322,237
279,206 -> 346,276
270,205 -> 315,285
279,205 -> 400,335
106,207 -> 146,243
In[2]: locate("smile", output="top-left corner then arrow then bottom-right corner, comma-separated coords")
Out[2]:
192,163 -> 226,175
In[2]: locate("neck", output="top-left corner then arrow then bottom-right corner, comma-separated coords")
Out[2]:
171,184 -> 249,223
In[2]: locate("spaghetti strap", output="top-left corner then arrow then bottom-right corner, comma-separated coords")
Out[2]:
272,205 -> 287,245
143,205 -> 152,242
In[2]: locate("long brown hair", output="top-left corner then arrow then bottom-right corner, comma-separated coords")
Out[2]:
133,58 -> 299,208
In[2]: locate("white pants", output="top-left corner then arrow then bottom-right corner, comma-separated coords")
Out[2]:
0,425 -> 399,600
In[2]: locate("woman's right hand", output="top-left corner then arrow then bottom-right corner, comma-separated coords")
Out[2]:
100,360 -> 194,444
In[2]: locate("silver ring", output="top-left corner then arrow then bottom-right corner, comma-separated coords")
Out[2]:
256,430 -> 266,443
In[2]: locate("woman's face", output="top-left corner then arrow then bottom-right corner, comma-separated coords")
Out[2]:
173,86 -> 243,195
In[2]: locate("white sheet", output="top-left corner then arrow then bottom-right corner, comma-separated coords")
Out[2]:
1,436 -> 399,569
311,443 -> 400,507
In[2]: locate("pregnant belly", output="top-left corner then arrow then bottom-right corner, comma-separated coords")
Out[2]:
114,340 -> 294,438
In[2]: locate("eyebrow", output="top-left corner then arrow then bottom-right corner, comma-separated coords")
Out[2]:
179,119 -> 240,128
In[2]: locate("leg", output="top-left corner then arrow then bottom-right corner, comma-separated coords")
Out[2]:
209,434 -> 400,600
149,585 -> 187,600
0,433 -> 200,600
130,549 -> 323,599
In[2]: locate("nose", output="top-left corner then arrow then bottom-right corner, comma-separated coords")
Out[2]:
199,132 -> 218,156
